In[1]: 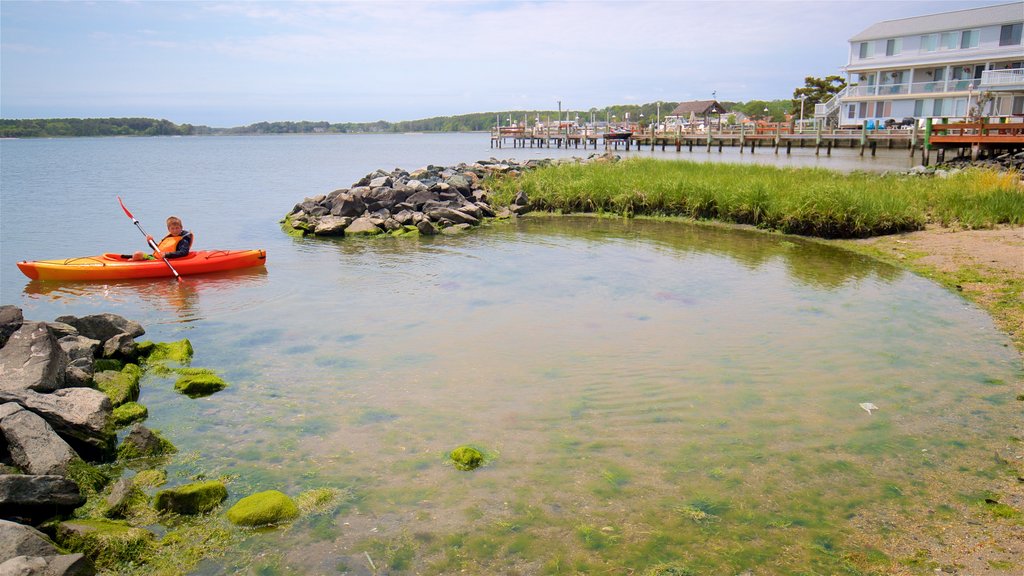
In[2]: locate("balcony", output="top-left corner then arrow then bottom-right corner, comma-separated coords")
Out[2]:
979,69 -> 1024,91
841,80 -> 980,98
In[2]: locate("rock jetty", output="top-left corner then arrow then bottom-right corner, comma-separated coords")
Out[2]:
0,306 -> 180,575
281,154 -> 619,238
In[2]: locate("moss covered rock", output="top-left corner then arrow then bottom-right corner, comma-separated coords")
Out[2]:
55,519 -> 154,569
111,402 -> 148,428
137,338 -> 193,366
226,490 -> 299,527
117,424 -> 176,460
93,364 -> 142,407
154,480 -> 228,515
450,445 -> 484,471
174,369 -> 227,398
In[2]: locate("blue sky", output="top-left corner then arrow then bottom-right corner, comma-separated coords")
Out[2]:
0,0 -> 1000,126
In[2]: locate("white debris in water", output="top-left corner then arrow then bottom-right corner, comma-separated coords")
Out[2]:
859,402 -> 878,415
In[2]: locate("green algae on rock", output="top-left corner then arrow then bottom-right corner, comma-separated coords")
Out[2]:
55,519 -> 154,570
226,490 -> 299,527
132,469 -> 167,488
93,363 -> 142,407
174,369 -> 227,398
117,425 -> 177,460
93,358 -> 123,372
111,401 -> 148,428
449,445 -> 485,471
137,338 -> 194,366
154,480 -> 228,515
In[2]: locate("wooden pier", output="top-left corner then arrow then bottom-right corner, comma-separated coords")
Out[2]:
490,119 -> 1024,165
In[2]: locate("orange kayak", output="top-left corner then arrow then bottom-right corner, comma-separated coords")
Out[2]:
17,250 -> 267,281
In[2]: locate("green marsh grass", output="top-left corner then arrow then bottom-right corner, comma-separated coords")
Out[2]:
486,159 -> 1023,238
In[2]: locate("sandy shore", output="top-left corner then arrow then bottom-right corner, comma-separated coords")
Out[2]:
833,225 -> 1023,574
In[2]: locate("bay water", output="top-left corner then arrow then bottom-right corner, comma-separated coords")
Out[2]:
1,134 -> 1020,574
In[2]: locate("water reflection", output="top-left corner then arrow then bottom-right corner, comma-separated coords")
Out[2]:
22,267 -> 268,324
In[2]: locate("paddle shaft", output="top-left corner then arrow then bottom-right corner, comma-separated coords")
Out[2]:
117,196 -> 182,282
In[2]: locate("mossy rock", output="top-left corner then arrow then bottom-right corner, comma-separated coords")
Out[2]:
280,216 -> 309,238
138,338 -> 193,366
449,445 -> 484,471
66,459 -> 111,494
93,365 -> 142,407
112,402 -> 148,428
55,519 -> 154,569
226,490 -> 299,527
132,469 -> 167,488
93,358 -> 123,372
154,480 -> 228,515
117,425 -> 177,460
174,370 -> 227,398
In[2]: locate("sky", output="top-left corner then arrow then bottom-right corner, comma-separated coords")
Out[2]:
0,0 -> 1006,127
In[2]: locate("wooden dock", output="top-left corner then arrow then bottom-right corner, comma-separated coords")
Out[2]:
490,120 -> 1024,165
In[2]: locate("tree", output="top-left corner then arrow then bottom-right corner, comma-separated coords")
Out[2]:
792,76 -> 847,117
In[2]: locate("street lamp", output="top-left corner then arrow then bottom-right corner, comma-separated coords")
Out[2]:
799,94 -> 807,132
763,106 -> 770,122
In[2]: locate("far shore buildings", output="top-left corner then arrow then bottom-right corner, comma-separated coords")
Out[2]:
817,2 -> 1024,127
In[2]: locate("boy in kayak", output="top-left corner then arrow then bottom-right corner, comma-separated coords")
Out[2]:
127,216 -> 193,260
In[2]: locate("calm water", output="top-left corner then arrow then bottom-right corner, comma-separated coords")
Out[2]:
1,134 -> 1020,575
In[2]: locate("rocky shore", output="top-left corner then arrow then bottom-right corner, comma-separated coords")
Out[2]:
281,154 -> 619,238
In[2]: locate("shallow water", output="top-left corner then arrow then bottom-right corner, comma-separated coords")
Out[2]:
1,135 -> 1019,574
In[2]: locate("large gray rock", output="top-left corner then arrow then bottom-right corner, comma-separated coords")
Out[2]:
0,306 -> 24,349
426,207 -> 480,226
100,333 -> 136,360
53,314 -> 143,343
0,405 -> 79,476
0,388 -> 113,460
329,193 -> 366,218
57,336 -> 100,364
0,322 -> 68,393
313,216 -> 351,236
0,475 -> 84,523
0,518 -> 59,560
344,217 -> 383,236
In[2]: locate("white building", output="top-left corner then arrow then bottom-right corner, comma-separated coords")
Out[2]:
817,2 -> 1024,128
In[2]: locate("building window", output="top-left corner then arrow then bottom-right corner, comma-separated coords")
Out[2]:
960,30 -> 979,49
886,38 -> 902,56
914,100 -> 925,116
920,34 -> 938,52
1012,96 -> 1024,116
1000,23 -> 1023,46
941,31 -> 958,49
859,42 -> 874,59
847,105 -> 856,119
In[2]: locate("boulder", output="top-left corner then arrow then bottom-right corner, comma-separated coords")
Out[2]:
173,371 -> 226,398
57,336 -> 100,364
328,193 -> 366,218
0,388 -> 113,460
0,306 -> 25,349
91,367 -> 141,408
0,405 -> 79,476
110,403 -> 147,428
44,322 -> 79,340
103,477 -> 145,519
100,333 -> 136,360
426,208 -> 480,226
116,424 -> 175,460
0,475 -> 84,523
153,480 -> 227,515
2,553 -> 96,576
226,490 -> 299,527
416,220 -> 437,236
0,322 -> 68,393
344,217 -> 383,236
0,518 -> 58,560
54,520 -> 153,570
513,190 -> 529,206
313,215 -> 351,236
53,314 -> 144,343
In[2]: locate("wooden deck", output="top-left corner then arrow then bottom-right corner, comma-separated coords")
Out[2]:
490,119 -> 1024,164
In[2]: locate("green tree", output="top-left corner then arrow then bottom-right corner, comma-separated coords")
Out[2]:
792,75 -> 847,118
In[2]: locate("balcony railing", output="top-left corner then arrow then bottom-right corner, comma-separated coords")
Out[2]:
979,69 -> 1024,88
839,80 -> 979,98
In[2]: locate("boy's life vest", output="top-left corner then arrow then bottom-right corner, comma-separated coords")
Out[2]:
154,231 -> 193,256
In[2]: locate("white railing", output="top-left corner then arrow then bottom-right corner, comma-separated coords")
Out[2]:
980,69 -> 1024,87
814,84 -> 852,118
838,80 -> 977,98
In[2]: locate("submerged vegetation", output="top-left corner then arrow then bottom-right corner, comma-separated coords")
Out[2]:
485,158 -> 1023,238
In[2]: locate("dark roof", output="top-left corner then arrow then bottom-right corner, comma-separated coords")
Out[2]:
668,100 -> 728,116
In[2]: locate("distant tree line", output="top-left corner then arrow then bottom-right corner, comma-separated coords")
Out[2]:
0,95 -> 811,138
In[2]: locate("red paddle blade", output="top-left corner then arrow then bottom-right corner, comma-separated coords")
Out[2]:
117,196 -> 135,220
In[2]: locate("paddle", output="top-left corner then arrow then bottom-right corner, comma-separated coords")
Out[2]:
117,196 -> 182,282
